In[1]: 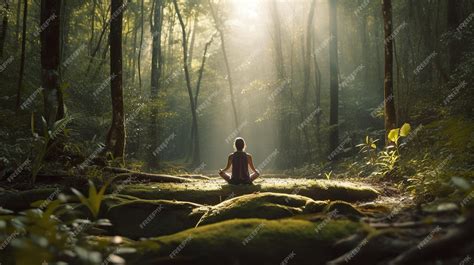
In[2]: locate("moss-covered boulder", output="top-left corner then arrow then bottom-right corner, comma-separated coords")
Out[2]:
119,178 -> 379,205
123,218 -> 361,265
105,199 -> 205,239
0,188 -> 61,211
197,192 -> 328,226
324,201 -> 365,219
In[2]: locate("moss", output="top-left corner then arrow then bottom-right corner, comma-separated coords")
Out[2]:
123,218 -> 360,265
118,178 -> 379,205
197,192 -> 328,226
324,201 -> 365,219
105,199 -> 204,239
0,188 -> 61,211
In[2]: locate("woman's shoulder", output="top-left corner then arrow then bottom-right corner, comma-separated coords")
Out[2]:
246,153 -> 252,158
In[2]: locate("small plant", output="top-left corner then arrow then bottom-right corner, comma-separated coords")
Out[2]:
324,171 -> 333,180
30,112 -> 72,183
356,136 -> 379,165
359,123 -> 412,177
71,178 -> 113,219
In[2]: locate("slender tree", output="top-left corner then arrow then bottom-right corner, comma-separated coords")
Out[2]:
149,0 -> 163,168
382,0 -> 397,144
106,0 -> 125,162
15,0 -> 26,111
447,0 -> 461,73
173,0 -> 200,165
328,0 -> 339,153
40,0 -> 64,125
0,0 -> 9,57
137,0 -> 144,89
208,0 -> 239,128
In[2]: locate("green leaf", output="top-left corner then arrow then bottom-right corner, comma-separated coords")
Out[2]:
388,128 -> 400,143
400,123 -> 411,137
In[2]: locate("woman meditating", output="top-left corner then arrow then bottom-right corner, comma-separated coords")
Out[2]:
218,137 -> 260,184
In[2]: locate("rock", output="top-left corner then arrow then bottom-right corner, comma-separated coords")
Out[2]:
324,201 -> 365,219
0,188 -> 62,211
119,178 -> 379,205
196,192 -> 328,226
121,218 -> 361,265
105,199 -> 204,239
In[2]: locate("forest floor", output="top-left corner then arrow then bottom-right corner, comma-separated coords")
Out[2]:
1,167 -> 473,265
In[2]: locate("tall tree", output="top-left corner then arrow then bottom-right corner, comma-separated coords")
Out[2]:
149,0 -> 163,168
447,0 -> 461,73
15,0 -> 26,111
328,0 -> 339,153
208,0 -> 239,128
382,0 -> 397,144
0,0 -> 9,57
173,0 -> 200,165
106,0 -> 125,162
137,0 -> 144,89
40,0 -> 64,125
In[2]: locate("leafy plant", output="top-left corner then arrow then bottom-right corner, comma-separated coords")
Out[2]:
71,178 -> 114,219
359,123 -> 412,177
356,136 -> 379,165
30,112 -> 72,183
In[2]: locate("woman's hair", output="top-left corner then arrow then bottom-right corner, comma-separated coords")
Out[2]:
234,137 -> 245,151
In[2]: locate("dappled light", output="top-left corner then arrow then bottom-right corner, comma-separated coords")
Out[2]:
0,0 -> 473,264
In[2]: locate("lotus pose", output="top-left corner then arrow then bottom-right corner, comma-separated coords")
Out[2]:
218,137 -> 260,184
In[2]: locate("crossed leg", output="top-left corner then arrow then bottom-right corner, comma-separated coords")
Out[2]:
219,171 -> 232,182
250,171 -> 260,182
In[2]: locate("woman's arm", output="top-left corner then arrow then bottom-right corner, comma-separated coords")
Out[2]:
221,154 -> 232,172
247,154 -> 259,174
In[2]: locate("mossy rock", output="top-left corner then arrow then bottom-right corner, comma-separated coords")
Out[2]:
197,192 -> 328,226
324,201 -> 365,219
105,199 -> 205,239
122,218 -> 361,265
0,188 -> 61,211
119,178 -> 379,205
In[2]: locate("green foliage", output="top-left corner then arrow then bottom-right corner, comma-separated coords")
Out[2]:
30,113 -> 73,183
0,196 -> 112,265
71,179 -> 114,219
358,123 -> 413,178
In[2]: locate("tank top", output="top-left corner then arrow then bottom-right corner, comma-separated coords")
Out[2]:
231,151 -> 250,182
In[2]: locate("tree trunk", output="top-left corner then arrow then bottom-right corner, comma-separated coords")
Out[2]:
447,0 -> 461,73
0,0 -> 9,58
382,0 -> 397,144
208,0 -> 239,129
148,0 -> 163,168
173,0 -> 200,165
40,0 -> 64,126
106,0 -> 125,162
15,0 -> 26,112
189,33 -> 215,161
328,0 -> 339,154
89,0 -> 96,55
86,3 -> 111,74
15,0 -> 20,42
137,0 -> 144,89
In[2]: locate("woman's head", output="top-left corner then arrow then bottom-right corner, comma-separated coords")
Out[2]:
234,137 -> 246,151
